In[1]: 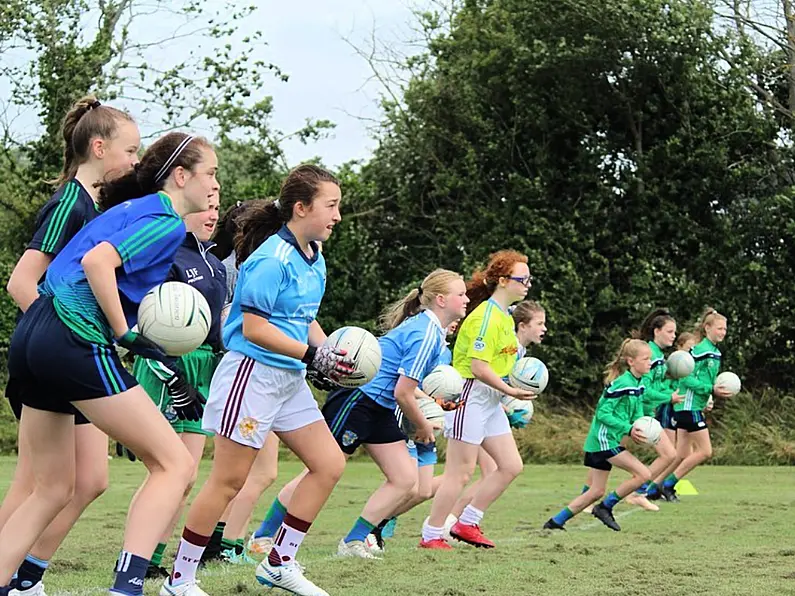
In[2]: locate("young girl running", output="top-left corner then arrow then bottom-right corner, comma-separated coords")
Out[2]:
0,132 -> 217,596
655,309 -> 731,502
130,194 -> 226,579
421,250 -> 536,550
160,165 -> 353,596
0,96 -> 140,596
543,339 -> 652,532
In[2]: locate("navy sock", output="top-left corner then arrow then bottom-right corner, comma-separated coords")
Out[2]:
0,586 -> 13,596
110,551 -> 149,595
16,554 -> 48,590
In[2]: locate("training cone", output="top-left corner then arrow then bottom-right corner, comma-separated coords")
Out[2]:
674,479 -> 699,495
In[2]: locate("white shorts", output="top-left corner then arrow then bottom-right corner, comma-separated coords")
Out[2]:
202,351 -> 323,448
443,378 -> 511,445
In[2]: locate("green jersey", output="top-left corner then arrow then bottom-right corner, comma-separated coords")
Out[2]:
583,370 -> 645,453
674,337 -> 720,412
641,341 -> 674,416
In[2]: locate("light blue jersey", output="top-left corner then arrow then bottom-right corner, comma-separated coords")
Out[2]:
438,345 -> 452,366
223,225 -> 326,370
362,310 -> 446,409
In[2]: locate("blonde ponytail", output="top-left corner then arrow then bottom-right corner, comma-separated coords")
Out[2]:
379,269 -> 462,332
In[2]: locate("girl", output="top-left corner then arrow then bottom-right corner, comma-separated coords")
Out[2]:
0,96 -> 140,596
421,250 -> 536,550
655,309 -> 731,502
0,132 -> 217,596
623,309 -> 679,511
130,194 -> 226,579
160,165 -> 353,596
543,339 -> 652,532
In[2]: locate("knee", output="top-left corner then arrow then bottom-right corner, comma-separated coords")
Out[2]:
638,466 -> 652,484
589,488 -> 605,501
502,458 -> 524,481
701,446 -> 713,461
39,476 -> 76,510
311,450 -> 346,488
74,467 -> 109,504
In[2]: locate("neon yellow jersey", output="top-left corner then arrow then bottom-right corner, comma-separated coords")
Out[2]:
453,298 -> 519,379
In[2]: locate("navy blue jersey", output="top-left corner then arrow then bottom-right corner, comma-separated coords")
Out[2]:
28,179 -> 100,256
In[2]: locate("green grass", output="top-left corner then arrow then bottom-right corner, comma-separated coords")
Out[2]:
1,457 -> 794,595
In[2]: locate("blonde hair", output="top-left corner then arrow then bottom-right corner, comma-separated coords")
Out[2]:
603,339 -> 650,385
512,300 -> 544,330
674,331 -> 697,351
379,269 -> 463,332
694,307 -> 726,342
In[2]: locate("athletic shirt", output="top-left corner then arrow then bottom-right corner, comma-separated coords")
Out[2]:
41,192 -> 186,345
362,310 -> 446,409
641,341 -> 674,416
674,337 -> 721,412
165,233 -> 227,351
223,225 -> 326,370
28,179 -> 100,256
453,298 -> 519,379
583,370 -> 645,452
438,345 -> 452,366
221,250 -> 238,303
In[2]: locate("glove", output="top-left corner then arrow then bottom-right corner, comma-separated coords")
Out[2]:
301,345 -> 355,382
306,367 -> 338,392
507,409 -> 529,429
115,441 -> 137,462
117,329 -> 169,363
165,372 -> 206,421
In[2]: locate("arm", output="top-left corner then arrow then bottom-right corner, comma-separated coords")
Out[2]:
471,358 -> 535,399
81,242 -> 129,339
678,369 -> 712,395
242,312 -> 309,360
641,374 -> 674,410
594,396 -> 633,436
396,375 -> 434,443
6,250 -> 52,312
308,320 -> 327,347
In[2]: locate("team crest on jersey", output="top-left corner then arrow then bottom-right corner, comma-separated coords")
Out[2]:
473,336 -> 486,351
342,430 -> 358,447
238,416 -> 258,439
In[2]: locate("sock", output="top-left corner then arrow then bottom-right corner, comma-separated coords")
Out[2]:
255,498 -> 287,539
0,587 -> 13,596
458,504 -> 484,526
635,481 -> 649,495
646,481 -> 659,494
16,554 -> 49,590
267,513 -> 311,566
602,491 -> 621,510
221,537 -> 237,552
663,473 -> 678,488
344,516 -> 375,544
581,484 -> 589,494
150,543 -> 167,567
172,528 -> 210,587
552,507 -> 574,526
234,539 -> 244,556
110,551 -> 148,595
205,521 -> 225,555
421,522 -> 443,542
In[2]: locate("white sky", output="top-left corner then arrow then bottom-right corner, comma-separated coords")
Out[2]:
0,0 -> 433,168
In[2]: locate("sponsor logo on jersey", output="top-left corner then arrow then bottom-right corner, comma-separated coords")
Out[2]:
473,336 -> 486,351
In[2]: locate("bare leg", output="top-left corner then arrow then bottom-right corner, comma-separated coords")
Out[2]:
450,448 -> 497,518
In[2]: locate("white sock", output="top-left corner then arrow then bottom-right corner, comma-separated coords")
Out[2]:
459,505 -> 484,526
171,534 -> 207,586
422,522 -> 444,542
268,515 -> 310,566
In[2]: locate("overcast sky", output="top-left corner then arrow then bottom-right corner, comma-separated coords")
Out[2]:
0,0 -> 432,168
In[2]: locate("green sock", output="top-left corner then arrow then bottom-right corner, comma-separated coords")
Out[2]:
221,537 -> 237,552
663,473 -> 678,488
150,542 -> 167,567
234,540 -> 244,555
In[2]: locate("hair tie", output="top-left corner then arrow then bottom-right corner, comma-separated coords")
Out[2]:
89,100 -> 101,110
154,135 -> 195,184
133,162 -> 141,172
273,199 -> 281,209
417,286 -> 424,297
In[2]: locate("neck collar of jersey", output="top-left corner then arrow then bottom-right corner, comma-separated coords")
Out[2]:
422,309 -> 444,331
487,297 -> 508,313
70,177 -> 100,211
278,224 -> 319,265
157,191 -> 179,219
703,337 -> 718,350
184,232 -> 216,253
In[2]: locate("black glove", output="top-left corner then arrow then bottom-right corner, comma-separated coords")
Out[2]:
165,372 -> 206,421
117,329 -> 169,362
302,345 -> 355,382
306,367 -> 338,392
115,441 -> 137,462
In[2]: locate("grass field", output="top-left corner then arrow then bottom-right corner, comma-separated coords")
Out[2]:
1,457 -> 794,596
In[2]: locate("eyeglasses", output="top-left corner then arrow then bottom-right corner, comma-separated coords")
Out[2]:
506,275 -> 533,287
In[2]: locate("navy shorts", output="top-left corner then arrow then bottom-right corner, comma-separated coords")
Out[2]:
322,388 -> 406,454
654,402 -> 676,431
8,296 -> 137,416
584,446 -> 625,471
6,377 -> 90,425
672,410 -> 708,433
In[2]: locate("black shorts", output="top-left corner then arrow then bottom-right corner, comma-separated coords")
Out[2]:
654,402 -> 676,431
584,446 -> 625,471
322,388 -> 406,454
6,377 -> 91,425
672,410 -> 708,433
8,296 -> 137,415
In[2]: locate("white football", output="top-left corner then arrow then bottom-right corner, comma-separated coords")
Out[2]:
397,396 -> 445,439
138,282 -> 210,356
422,364 -> 464,410
632,415 -> 663,446
509,357 -> 549,393
325,326 -> 382,388
667,350 -> 695,380
500,394 -> 534,425
715,371 -> 741,396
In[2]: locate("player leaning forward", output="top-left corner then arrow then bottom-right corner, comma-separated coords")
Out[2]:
161,165 -> 355,596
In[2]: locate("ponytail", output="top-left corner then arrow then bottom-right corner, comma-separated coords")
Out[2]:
632,308 -> 675,342
694,307 -> 726,342
379,269 -> 463,332
234,200 -> 281,266
603,338 -> 649,385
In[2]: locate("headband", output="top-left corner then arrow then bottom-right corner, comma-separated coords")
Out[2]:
154,135 -> 195,184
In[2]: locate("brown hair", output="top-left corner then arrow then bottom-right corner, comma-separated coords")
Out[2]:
674,331 -> 697,351
379,269 -> 463,332
694,307 -> 726,342
234,164 -> 339,265
466,249 -> 529,314
55,95 -> 136,186
603,339 -> 651,384
633,308 -> 675,342
512,300 -> 545,330
97,132 -> 212,211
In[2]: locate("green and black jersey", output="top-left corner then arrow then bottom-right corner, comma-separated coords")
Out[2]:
583,370 -> 645,453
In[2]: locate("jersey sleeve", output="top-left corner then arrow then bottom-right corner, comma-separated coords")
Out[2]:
237,257 -> 286,318
641,370 -> 672,410
398,326 -> 440,382
464,310 -> 498,363
596,381 -> 634,436
106,214 -> 185,274
28,192 -> 88,256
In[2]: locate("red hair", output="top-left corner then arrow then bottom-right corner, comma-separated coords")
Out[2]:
466,249 -> 529,314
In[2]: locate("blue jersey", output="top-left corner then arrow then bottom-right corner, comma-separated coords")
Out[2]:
223,225 -> 326,370
362,310 -> 446,409
41,192 -> 186,345
29,179 -> 100,256
438,345 -> 452,366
